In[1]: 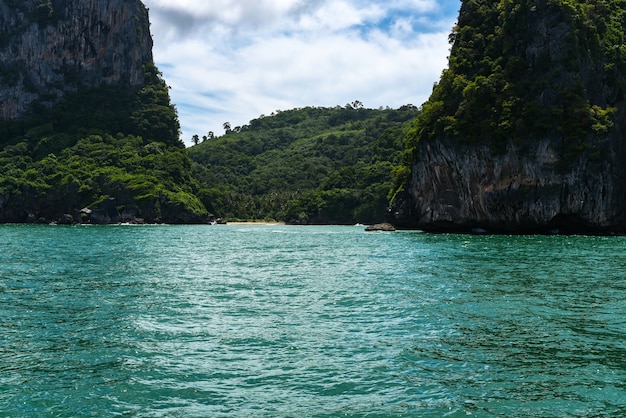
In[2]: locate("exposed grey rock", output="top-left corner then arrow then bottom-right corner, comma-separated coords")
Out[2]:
365,223 -> 396,232
391,135 -> 626,234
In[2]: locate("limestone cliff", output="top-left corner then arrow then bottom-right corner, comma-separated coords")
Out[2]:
391,0 -> 626,234
0,0 -> 152,120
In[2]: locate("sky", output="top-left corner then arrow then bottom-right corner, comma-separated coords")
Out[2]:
141,0 -> 461,145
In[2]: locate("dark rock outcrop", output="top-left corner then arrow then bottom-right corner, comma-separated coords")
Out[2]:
121,204 -> 142,223
90,197 -> 121,224
0,0 -> 152,120
0,192 -> 210,225
57,213 -> 73,225
365,223 -> 396,232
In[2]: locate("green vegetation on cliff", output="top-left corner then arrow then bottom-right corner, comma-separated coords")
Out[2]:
189,105 -> 418,224
0,63 -> 208,223
403,0 -> 626,161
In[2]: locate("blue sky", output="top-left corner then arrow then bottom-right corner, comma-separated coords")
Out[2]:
142,0 -> 461,145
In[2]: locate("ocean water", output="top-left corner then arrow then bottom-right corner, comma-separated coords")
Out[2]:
1,224 -> 625,417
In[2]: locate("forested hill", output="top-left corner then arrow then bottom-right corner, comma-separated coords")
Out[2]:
189,105 -> 418,224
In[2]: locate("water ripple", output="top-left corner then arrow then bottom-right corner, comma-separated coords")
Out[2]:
1,225 -> 625,416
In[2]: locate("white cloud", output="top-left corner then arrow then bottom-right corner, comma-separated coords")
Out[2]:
142,0 -> 459,144
297,1 -> 385,31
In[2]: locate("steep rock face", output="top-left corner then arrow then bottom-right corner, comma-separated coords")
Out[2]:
393,132 -> 626,233
392,0 -> 626,233
0,0 -> 152,120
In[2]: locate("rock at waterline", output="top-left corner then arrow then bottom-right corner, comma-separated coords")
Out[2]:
365,223 -> 396,232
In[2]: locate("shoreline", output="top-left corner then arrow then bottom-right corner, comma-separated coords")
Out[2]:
225,221 -> 286,226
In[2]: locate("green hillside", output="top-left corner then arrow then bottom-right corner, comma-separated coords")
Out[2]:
189,105 -> 418,224
403,0 -> 626,159
0,64 -> 209,223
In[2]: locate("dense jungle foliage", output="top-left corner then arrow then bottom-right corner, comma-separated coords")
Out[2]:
0,63 -> 208,222
402,0 -> 626,175
189,105 -> 418,224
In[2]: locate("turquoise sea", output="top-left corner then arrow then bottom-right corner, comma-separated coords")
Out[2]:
1,224 -> 625,417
